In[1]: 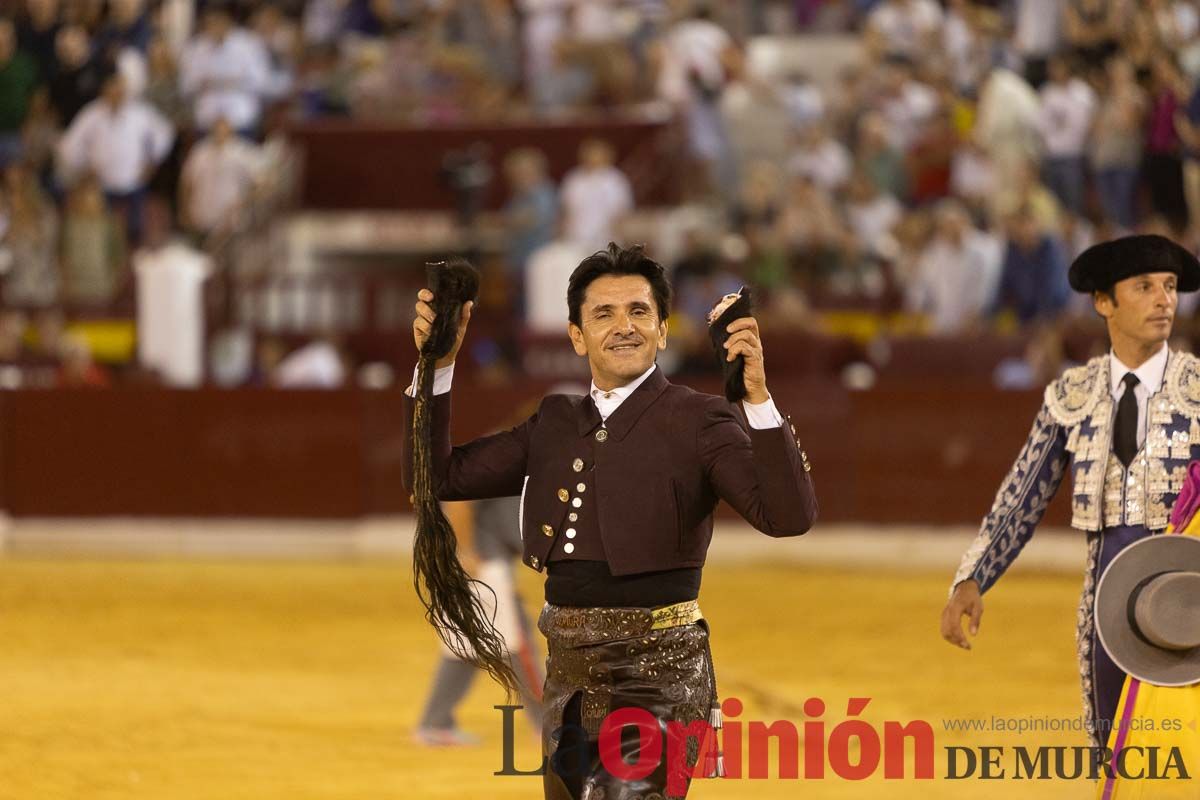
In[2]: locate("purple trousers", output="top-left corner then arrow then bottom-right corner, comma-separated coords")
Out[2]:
1088,526 -> 1156,747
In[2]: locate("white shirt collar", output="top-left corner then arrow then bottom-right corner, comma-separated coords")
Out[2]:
590,363 -> 657,405
1109,344 -> 1169,397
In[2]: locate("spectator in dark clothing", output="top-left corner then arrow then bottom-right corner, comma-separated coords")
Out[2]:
670,227 -> 744,370
673,236 -> 743,329
1176,70 -> 1200,234
992,205 -> 1070,325
94,0 -> 153,58
907,107 -> 957,206
47,25 -> 107,126
15,0 -> 61,80
0,18 -> 38,166
0,310 -> 31,363
1143,54 -> 1188,227
502,147 -> 556,312
342,0 -> 409,37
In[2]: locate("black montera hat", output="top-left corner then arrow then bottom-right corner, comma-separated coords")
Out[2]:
1068,234 -> 1200,293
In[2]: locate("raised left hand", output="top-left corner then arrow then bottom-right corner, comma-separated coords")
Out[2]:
724,317 -> 769,404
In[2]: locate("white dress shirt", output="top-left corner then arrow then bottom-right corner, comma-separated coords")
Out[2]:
1013,0 -> 1062,57
907,231 -> 1003,333
524,240 -> 590,333
867,0 -> 944,57
409,362 -> 783,429
1110,344 -> 1169,450
656,17 -> 732,106
787,138 -> 852,191
1038,78 -> 1097,159
560,166 -> 633,250
181,134 -> 264,232
179,29 -> 271,130
57,99 -> 175,193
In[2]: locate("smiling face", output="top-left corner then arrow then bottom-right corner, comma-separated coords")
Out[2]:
568,274 -> 667,391
1094,271 -> 1178,351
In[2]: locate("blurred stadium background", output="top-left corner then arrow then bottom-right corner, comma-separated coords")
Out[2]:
0,0 -> 1194,796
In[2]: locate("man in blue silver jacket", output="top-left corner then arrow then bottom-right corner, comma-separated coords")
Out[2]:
941,234 -> 1200,747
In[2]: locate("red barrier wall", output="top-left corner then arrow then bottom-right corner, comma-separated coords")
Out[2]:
288,116 -> 681,211
0,378 -> 1070,526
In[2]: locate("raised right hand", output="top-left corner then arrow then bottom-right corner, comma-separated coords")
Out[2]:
940,579 -> 983,650
413,289 -> 473,369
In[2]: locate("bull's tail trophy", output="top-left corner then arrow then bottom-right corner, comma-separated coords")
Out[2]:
411,258 -> 519,696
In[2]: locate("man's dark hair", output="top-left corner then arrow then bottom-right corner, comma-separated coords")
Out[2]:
567,243 -> 672,328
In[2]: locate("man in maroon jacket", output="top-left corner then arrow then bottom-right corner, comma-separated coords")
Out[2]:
403,243 -> 817,799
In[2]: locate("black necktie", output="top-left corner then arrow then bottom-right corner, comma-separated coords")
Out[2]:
1114,372 -> 1140,467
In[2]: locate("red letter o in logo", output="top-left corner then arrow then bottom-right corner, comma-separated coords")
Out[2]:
599,707 -> 662,782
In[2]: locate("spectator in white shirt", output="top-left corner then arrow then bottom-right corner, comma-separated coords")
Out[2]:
302,0 -> 346,47
941,0 -> 980,92
250,4 -> 299,101
56,71 -> 174,244
560,138 -> 633,250
525,239 -> 590,332
950,139 -> 997,221
975,67 -> 1043,196
843,168 -> 903,258
1012,0 -> 1063,86
776,70 -> 825,130
134,198 -> 211,387
865,0 -> 943,60
655,3 -> 734,109
655,3 -> 741,196
875,57 -> 940,153
787,122 -> 852,192
1148,0 -> 1199,50
521,0 -> 571,107
179,116 -> 263,237
1037,56 -> 1097,215
179,2 -> 271,134
906,200 -> 1003,334
572,0 -> 623,42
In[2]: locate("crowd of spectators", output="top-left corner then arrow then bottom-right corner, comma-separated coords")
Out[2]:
0,0 -> 296,387
4,0 -> 1200,389
481,0 -> 1200,377
643,0 -> 1200,344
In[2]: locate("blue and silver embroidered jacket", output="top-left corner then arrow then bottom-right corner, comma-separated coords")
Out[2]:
953,350 -> 1200,593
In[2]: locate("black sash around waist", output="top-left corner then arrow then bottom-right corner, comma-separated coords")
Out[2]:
544,559 -> 702,608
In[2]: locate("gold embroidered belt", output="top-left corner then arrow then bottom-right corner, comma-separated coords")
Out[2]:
651,599 -> 704,629
539,600 -> 703,648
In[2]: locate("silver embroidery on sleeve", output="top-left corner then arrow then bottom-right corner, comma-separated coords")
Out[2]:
950,403 -> 1067,595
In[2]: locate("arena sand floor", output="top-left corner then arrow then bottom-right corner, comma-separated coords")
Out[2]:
0,555 -> 1158,799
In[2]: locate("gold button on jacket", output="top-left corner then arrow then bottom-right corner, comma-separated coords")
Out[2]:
400,365 -> 818,575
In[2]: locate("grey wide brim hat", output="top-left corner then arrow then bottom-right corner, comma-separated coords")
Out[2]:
1095,535 -> 1200,687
